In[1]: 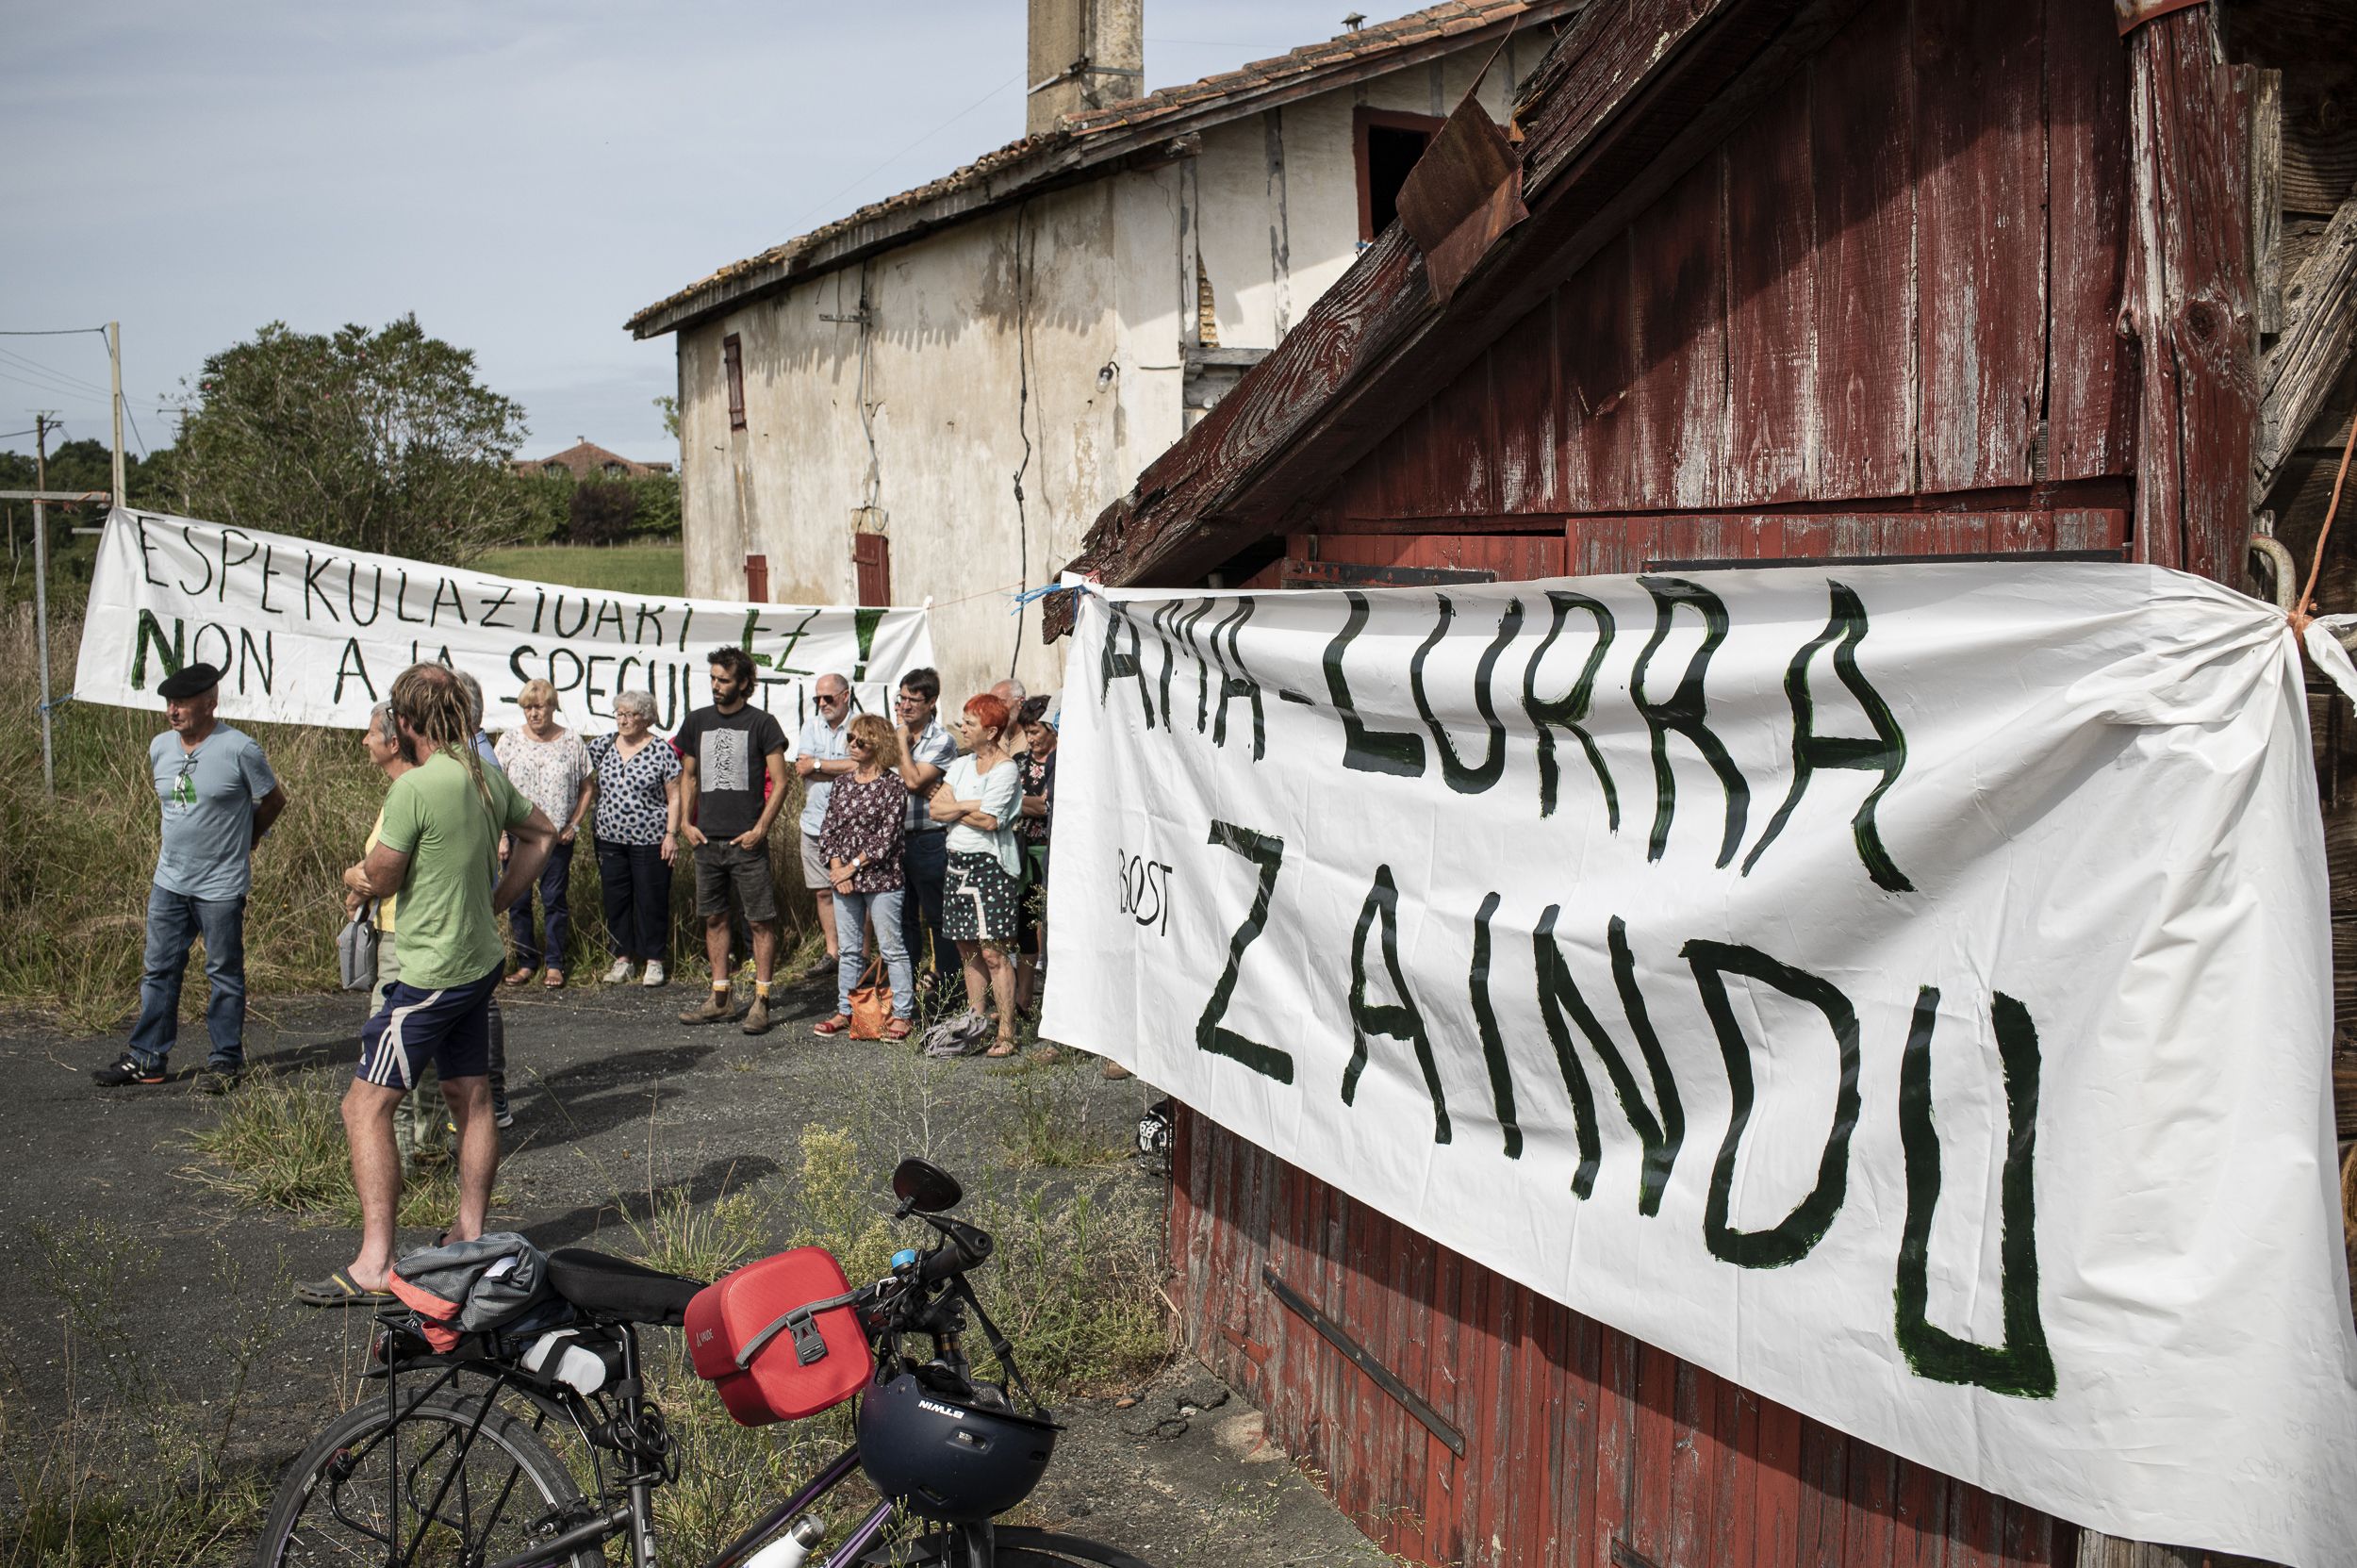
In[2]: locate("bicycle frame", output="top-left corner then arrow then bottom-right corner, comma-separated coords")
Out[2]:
365,1315 -> 898,1568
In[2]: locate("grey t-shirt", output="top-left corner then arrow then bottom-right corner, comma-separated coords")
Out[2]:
150,723 -> 278,900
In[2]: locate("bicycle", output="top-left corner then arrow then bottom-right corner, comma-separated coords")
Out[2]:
255,1158 -> 1153,1568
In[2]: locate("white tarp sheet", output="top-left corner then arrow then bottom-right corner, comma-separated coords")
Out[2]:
1040,562 -> 2357,1566
73,508 -> 934,736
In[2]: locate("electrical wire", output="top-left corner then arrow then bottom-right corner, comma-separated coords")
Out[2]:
0,327 -> 105,337
1008,203 -> 1034,679
122,398 -> 151,461
783,69 -> 1024,238
0,345 -> 111,396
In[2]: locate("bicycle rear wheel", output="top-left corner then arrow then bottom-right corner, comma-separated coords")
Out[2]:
865,1525 -> 1157,1566
253,1390 -> 602,1568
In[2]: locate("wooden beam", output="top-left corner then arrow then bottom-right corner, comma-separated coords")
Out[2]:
2121,6 -> 2260,584
1052,0 -> 1877,631
2255,190 -> 2357,500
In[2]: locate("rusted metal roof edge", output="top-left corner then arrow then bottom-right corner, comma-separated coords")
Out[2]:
625,2 -> 1586,341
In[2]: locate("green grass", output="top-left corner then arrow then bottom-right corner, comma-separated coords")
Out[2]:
0,607 -> 815,1028
185,1068 -> 480,1230
474,543 -> 684,597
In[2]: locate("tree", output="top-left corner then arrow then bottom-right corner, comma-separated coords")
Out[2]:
653,395 -> 680,439
172,316 -> 532,563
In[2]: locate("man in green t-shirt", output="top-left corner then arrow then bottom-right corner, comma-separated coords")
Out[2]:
297,664 -> 558,1308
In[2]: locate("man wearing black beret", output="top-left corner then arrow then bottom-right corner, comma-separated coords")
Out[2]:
95,662 -> 288,1089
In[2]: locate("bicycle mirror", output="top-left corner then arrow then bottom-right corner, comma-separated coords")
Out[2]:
891,1158 -> 963,1213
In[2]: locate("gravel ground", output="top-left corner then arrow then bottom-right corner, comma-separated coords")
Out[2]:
0,971 -> 1384,1567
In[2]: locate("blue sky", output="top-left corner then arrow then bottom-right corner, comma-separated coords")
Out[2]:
1,1 -> 1386,467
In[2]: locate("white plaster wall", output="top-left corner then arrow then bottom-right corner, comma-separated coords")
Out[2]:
672,36 -> 1536,700
677,183 -> 1134,702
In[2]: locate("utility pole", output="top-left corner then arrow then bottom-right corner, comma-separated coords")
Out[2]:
107,321 -> 125,508
33,412 -> 56,794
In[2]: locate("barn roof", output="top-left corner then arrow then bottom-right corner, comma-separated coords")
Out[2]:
1047,0 -> 1855,634
624,0 -> 1580,340
513,439 -> 673,479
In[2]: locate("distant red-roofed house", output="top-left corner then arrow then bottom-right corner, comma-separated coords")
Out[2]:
510,439 -> 675,481
627,0 -> 1579,698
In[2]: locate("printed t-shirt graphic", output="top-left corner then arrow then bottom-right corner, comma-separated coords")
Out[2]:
676,705 -> 787,840
149,723 -> 278,900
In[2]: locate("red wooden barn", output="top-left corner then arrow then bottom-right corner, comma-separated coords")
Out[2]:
1051,0 -> 2357,1563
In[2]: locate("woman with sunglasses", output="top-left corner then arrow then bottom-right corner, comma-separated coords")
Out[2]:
812,714 -> 915,1040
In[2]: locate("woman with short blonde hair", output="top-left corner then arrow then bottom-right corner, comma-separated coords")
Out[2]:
813,710 -> 915,1038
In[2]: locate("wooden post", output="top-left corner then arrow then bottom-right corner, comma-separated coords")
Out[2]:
2098,8 -> 2280,1565
2122,2 -> 2259,586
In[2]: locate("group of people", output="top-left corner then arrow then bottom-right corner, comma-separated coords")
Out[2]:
97,648 -> 1084,1306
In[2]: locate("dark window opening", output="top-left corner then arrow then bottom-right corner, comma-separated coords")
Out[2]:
1354,108 -> 1442,243
723,332 -> 747,431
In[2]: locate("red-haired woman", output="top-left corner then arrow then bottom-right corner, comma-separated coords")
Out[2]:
927,692 -> 1026,1054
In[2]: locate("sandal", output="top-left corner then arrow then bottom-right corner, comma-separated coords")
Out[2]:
503,966 -> 534,986
985,1034 -> 1019,1058
542,968 -> 566,989
295,1269 -> 393,1309
882,1017 -> 913,1041
813,1015 -> 852,1036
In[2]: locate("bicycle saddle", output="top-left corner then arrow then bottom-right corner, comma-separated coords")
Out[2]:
546,1248 -> 703,1325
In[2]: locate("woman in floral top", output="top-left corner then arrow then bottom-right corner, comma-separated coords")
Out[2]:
586,689 -> 684,986
813,713 -> 914,1039
495,679 -> 595,986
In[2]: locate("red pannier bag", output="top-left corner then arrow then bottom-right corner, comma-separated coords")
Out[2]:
684,1246 -> 871,1427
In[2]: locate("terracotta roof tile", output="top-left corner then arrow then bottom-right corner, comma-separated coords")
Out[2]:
628,0 -> 1574,334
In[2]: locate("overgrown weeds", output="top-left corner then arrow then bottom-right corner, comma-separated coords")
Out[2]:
0,606 -> 816,1028
186,1067 -> 474,1230
0,1219 -> 289,1567
1002,1066 -> 1131,1170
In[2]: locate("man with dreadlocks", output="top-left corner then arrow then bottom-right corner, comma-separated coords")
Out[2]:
298,663 -> 558,1307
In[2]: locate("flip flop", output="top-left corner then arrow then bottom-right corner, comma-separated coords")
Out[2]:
295,1269 -> 393,1309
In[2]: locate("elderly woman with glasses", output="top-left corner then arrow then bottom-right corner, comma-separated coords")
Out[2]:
587,689 -> 684,986
495,679 -> 594,987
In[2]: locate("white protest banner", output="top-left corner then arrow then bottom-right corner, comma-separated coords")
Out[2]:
1040,564 -> 2357,1567
73,509 -> 933,737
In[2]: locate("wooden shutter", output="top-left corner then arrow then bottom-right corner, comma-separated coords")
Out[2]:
743,553 -> 767,602
852,534 -> 891,606
723,333 -> 746,431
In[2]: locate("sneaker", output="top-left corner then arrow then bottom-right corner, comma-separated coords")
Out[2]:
494,1100 -> 515,1130
93,1053 -> 166,1087
740,996 -> 773,1036
200,1062 -> 243,1095
641,961 -> 668,987
680,990 -> 736,1026
602,958 -> 635,984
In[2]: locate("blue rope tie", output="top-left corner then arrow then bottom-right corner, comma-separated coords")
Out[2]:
37,692 -> 74,715
1008,581 -> 1090,615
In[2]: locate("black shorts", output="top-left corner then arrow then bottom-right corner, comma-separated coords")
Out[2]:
693,839 -> 779,922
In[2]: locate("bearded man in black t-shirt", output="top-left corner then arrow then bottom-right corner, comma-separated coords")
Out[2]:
674,646 -> 790,1034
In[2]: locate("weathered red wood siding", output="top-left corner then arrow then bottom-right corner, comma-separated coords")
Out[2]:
1318,0 -> 2134,531
1173,1108 -> 2075,1568
1161,4 -> 2151,1565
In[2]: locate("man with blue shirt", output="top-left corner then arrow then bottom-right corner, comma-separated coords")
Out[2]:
97,662 -> 288,1090
794,671 -> 857,966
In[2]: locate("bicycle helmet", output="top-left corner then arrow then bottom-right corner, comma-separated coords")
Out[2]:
855,1370 -> 1059,1521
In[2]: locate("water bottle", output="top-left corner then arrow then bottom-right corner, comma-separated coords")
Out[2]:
743,1515 -> 827,1568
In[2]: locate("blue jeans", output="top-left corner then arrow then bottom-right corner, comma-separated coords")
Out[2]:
128,883 -> 247,1070
901,831 -> 949,982
837,888 -> 913,1019
508,838 -> 574,971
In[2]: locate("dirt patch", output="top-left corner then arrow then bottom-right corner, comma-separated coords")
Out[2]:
0,974 -> 1381,1566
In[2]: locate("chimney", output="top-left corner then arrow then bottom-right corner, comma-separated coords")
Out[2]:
1027,0 -> 1143,137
